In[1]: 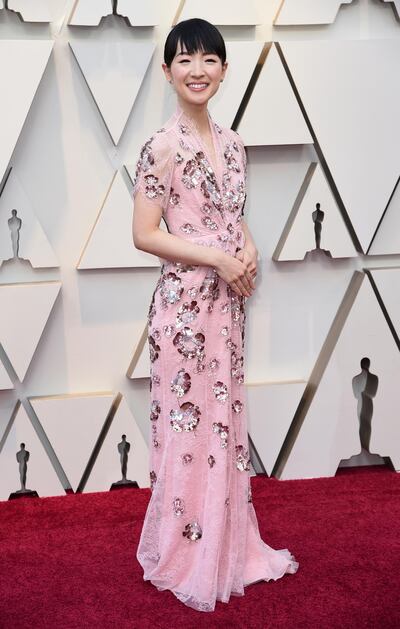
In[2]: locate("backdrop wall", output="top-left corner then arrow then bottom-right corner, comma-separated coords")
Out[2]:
0,0 -> 399,499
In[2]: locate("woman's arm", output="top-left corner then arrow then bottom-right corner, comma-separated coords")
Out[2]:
132,192 -> 255,297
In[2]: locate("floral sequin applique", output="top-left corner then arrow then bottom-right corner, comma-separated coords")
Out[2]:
171,369 -> 191,398
159,272 -> 183,307
236,445 -> 250,472
213,381 -> 228,403
173,327 -> 205,360
173,497 -> 185,517
170,401 -> 201,432
212,422 -> 229,448
182,521 -> 202,541
176,301 -> 200,328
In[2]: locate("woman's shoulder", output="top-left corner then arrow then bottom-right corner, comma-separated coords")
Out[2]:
214,120 -> 245,148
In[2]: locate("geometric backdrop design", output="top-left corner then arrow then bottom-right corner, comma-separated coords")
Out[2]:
84,395 -> 149,492
209,41 -> 264,130
273,162 -> 357,261
1,2 -> 400,501
0,40 -> 54,185
178,0 -> 260,25
30,392 -> 117,493
274,0 -> 353,25
0,403 -> 65,500
279,39 -> 400,253
69,40 -> 155,145
237,43 -> 313,147
0,169 -> 58,268
77,172 -> 160,269
0,281 -> 61,381
68,0 -> 159,26
279,272 -> 400,480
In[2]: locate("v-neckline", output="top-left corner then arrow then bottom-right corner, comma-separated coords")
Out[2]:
177,105 -> 221,184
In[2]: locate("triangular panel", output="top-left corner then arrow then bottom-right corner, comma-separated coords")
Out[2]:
69,40 -> 155,145
382,0 -> 400,18
368,177 -> 400,255
77,172 -> 161,269
0,359 -> 13,391
0,169 -> 58,268
84,395 -> 149,492
274,163 -> 357,261
0,41 -> 54,184
178,0 -> 260,25
274,0 -> 353,25
68,0 -> 111,25
0,281 -> 61,381
279,39 -> 400,252
281,273 -> 400,479
247,381 -> 306,475
126,323 -> 149,379
8,0 -> 52,21
0,403 -> 65,500
209,41 -> 264,129
30,392 -> 115,492
237,44 -> 312,146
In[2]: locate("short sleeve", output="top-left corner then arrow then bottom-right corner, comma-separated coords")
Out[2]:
132,130 -> 174,213
235,131 -> 247,217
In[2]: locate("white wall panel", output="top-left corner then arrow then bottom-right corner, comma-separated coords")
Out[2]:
0,41 -> 54,185
238,44 -> 312,147
69,40 -> 155,145
0,403 -> 65,500
0,169 -> 58,268
274,163 -> 356,260
274,0 -> 353,25
0,360 -> 13,390
279,39 -> 400,253
84,395 -> 150,492
247,381 -> 306,475
281,273 -> 400,479
179,0 -> 260,25
8,1 -> 53,22
368,178 -> 400,255
382,0 -> 400,18
77,172 -> 160,269
30,392 -> 115,491
0,281 -> 61,381
209,41 -> 264,129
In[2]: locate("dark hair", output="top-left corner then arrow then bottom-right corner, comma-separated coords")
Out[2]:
164,18 -> 226,68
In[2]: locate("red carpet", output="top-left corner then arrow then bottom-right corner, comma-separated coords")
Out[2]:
0,466 -> 399,629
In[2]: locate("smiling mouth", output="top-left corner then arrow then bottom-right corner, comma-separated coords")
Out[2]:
186,83 -> 209,91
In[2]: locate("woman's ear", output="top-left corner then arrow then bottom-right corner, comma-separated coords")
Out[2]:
162,63 -> 172,83
221,61 -> 228,82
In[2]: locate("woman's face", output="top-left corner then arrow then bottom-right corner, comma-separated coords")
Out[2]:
163,43 -> 227,108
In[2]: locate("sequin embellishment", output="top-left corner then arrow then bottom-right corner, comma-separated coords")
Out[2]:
173,327 -> 205,359
212,422 -> 229,448
182,521 -> 202,541
173,497 -> 185,517
213,381 -> 228,403
171,369 -> 191,398
170,402 -> 201,432
181,453 -> 193,465
236,445 -> 250,472
208,455 -> 216,468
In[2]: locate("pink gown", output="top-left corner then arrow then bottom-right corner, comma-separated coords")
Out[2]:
133,103 -> 299,612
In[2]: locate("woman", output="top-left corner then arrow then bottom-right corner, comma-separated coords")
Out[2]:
132,18 -> 298,612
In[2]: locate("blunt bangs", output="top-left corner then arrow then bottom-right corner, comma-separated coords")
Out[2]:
164,18 -> 226,67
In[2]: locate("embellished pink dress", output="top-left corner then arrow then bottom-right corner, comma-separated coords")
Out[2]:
133,103 -> 298,612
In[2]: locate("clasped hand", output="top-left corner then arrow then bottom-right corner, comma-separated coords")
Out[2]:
215,247 -> 258,298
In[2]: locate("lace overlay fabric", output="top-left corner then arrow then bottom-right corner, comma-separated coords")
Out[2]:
133,104 -> 299,612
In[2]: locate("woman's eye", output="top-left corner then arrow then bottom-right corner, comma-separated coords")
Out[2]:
205,59 -> 217,63
179,59 -> 190,63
